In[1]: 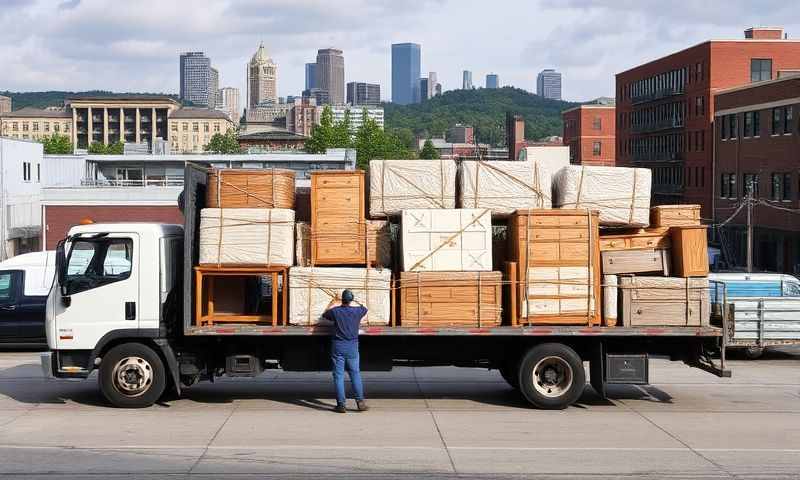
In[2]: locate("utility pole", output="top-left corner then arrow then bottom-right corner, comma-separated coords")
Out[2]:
746,182 -> 753,273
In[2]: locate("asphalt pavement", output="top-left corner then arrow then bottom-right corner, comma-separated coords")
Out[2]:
0,347 -> 798,479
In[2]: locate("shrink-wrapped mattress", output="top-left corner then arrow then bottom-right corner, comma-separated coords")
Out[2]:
199,208 -> 294,266
288,267 -> 391,325
401,208 -> 492,272
553,165 -> 652,227
459,160 -> 551,214
369,159 -> 456,217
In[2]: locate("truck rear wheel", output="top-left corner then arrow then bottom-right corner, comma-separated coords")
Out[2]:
518,343 -> 585,409
99,343 -> 166,408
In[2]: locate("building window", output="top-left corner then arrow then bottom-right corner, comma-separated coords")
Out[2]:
744,112 -> 753,137
54,123 -> 60,132
32,122 -> 38,132
214,123 -> 220,132
23,162 -> 30,182
37,164 -> 40,182
772,173 -> 782,200
784,173 -> 792,201
784,106 -> 793,135
12,122 -> 18,131
192,123 -> 199,132
171,123 -> 178,132
772,108 -> 781,135
751,58 -> 772,82
592,117 -> 601,130
22,123 -> 28,132
753,111 -> 760,137
64,123 -> 69,133
720,116 -> 728,140
44,123 -> 50,132
183,123 -> 188,132
204,123 -> 210,133
744,173 -> 760,197
592,141 -> 601,156
728,114 -> 737,139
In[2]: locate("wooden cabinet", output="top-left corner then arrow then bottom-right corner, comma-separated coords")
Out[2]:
310,170 -> 371,266
619,276 -> 709,327
650,205 -> 701,227
508,209 -> 601,325
599,227 -> 671,252
670,226 -> 709,277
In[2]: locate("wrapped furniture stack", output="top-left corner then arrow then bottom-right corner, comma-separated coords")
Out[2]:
288,170 -> 391,326
196,168 -> 296,326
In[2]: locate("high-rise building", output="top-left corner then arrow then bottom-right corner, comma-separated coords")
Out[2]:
462,70 -> 473,90
391,43 -> 421,105
616,26 -> 800,217
537,69 -> 562,100
302,88 -> 330,106
315,48 -> 345,105
428,72 -> 438,98
486,73 -> 499,89
218,87 -> 241,124
0,95 -> 10,114
419,78 -> 429,101
346,82 -> 381,105
179,52 -> 211,106
435,83 -> 442,96
247,42 -> 278,109
305,63 -> 317,91
209,67 -> 220,108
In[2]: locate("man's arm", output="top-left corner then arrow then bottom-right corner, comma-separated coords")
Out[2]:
322,306 -> 335,321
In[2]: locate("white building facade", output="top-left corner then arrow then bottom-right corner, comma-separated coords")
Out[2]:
0,138 -> 43,258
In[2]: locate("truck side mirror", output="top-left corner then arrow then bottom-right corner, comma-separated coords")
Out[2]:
56,239 -> 71,306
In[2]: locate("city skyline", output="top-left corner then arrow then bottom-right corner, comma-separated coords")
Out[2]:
1,1 -> 798,103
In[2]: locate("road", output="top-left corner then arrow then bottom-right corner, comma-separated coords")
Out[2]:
0,348 -> 798,479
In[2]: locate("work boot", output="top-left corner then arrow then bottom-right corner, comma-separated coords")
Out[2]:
356,400 -> 369,412
333,404 -> 347,413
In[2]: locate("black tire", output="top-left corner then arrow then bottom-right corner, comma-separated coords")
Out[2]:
499,364 -> 520,390
99,343 -> 166,408
518,343 -> 585,410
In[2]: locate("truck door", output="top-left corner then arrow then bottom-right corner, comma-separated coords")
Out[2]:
0,270 -> 31,341
55,234 -> 139,350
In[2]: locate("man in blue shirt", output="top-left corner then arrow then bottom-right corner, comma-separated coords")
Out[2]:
322,289 -> 369,413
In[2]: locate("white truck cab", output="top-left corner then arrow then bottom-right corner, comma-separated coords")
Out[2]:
43,223 -> 182,406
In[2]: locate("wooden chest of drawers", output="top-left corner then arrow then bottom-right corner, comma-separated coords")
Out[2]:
650,204 -> 701,227
310,170 -> 371,265
599,227 -> 671,252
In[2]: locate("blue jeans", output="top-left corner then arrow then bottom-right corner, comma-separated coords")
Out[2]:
331,340 -> 364,406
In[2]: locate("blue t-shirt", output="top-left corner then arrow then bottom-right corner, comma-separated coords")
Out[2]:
322,304 -> 368,342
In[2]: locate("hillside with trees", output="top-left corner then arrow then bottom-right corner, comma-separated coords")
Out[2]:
0,90 -> 182,110
383,87 -> 578,146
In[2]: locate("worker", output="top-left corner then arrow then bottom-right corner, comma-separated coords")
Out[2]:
323,289 -> 369,413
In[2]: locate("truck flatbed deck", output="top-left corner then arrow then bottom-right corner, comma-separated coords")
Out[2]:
185,324 -> 724,337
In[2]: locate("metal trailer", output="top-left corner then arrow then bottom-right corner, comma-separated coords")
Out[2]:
727,297 -> 800,358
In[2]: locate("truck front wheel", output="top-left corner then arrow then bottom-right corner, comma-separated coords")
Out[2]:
99,343 -> 166,408
518,343 -> 585,409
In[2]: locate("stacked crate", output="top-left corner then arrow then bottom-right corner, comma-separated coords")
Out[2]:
196,168 -> 296,326
288,170 -> 391,326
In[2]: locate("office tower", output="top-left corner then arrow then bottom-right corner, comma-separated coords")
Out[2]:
247,42 -> 278,109
537,69 -> 562,100
391,43 -> 421,104
218,87 -> 240,124
419,77 -> 429,100
316,48 -> 345,105
462,70 -> 473,89
346,82 -> 381,105
427,72 -> 438,98
305,63 -> 317,91
486,73 -> 499,89
209,67 -> 219,108
303,88 -> 330,106
179,52 -> 211,106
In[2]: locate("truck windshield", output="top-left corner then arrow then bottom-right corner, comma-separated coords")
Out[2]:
63,238 -> 132,295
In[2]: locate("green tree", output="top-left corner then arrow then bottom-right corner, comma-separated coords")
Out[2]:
419,139 -> 440,159
204,129 -> 241,154
106,141 -> 124,155
87,142 -> 107,154
41,134 -> 73,154
305,105 -> 336,153
331,108 -> 353,148
353,111 -> 414,168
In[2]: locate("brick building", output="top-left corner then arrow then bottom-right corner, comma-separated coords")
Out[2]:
714,74 -> 800,272
616,27 -> 800,218
562,102 -> 616,166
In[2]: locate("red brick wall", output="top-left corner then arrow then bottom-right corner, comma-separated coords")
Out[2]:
44,205 -> 183,250
562,106 -> 615,166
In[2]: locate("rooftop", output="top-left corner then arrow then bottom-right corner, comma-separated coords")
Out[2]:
66,95 -> 180,105
715,72 -> 800,95
238,130 -> 308,141
0,107 -> 72,118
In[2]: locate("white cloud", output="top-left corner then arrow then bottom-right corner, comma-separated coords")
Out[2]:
0,0 -> 798,103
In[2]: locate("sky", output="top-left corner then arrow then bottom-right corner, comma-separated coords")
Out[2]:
1,0 -> 799,110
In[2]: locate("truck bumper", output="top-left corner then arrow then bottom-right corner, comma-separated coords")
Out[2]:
40,352 -> 55,379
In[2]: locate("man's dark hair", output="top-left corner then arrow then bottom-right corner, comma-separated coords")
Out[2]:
341,289 -> 354,304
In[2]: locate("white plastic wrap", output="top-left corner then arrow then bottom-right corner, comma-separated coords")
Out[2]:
288,267 -> 391,325
553,165 -> 652,227
199,208 -> 294,266
460,160 -> 551,214
295,221 -> 392,267
603,274 -> 618,325
401,209 -> 492,272
369,159 -> 457,217
522,266 -> 596,317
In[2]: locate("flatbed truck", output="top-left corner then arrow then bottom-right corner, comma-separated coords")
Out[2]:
41,166 -> 730,409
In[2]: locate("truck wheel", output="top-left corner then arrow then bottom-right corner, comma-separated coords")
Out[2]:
99,343 -> 166,408
499,364 -> 520,390
518,343 -> 585,410
744,346 -> 764,360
